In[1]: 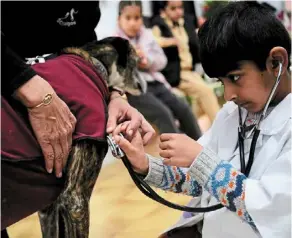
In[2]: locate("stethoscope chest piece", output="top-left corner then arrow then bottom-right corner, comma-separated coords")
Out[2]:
107,133 -> 125,158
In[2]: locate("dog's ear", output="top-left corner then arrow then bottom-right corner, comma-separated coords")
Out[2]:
97,37 -> 133,68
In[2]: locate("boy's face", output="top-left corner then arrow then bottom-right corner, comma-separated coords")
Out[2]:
119,6 -> 143,38
164,1 -> 184,22
219,61 -> 276,113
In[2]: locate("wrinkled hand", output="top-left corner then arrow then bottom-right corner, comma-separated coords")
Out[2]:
159,133 -> 203,167
113,123 -> 149,174
106,93 -> 155,145
15,75 -> 76,177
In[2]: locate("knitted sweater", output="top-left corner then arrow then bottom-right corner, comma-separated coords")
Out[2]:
143,109 -> 275,230
144,149 -> 256,229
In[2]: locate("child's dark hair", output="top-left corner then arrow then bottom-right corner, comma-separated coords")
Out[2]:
154,1 -> 176,13
157,1 -> 168,10
198,1 -> 291,78
118,0 -> 143,16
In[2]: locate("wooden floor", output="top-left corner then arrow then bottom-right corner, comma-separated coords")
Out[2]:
7,134 -> 191,238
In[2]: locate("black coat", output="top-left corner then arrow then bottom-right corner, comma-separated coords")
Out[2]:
1,1 -> 100,96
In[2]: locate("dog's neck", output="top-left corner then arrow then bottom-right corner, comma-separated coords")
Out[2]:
62,47 -> 109,83
90,57 -> 109,83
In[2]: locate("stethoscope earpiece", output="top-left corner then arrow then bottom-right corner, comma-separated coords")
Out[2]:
272,59 -> 279,69
272,59 -> 283,70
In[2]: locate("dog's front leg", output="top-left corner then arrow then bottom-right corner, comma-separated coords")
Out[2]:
39,140 -> 108,238
38,202 -> 60,238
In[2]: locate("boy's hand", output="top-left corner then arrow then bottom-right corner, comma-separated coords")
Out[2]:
159,133 -> 203,167
113,123 -> 149,174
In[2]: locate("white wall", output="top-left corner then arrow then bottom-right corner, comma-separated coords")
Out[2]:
257,0 -> 284,12
193,0 -> 285,18
95,1 -> 120,40
95,0 -> 153,40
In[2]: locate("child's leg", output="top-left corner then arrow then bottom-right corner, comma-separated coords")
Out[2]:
127,91 -> 180,134
1,229 -> 9,238
179,71 -> 220,122
150,82 -> 202,140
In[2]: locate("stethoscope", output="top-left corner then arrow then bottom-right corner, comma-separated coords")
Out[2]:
107,62 -> 283,213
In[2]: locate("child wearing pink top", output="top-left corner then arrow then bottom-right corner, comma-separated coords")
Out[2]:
115,0 -> 202,140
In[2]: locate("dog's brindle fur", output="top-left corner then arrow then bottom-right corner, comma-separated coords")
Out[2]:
38,37 -> 143,238
38,141 -> 107,238
63,37 -> 146,95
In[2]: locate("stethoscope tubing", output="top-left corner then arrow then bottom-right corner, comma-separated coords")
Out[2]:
112,63 -> 283,213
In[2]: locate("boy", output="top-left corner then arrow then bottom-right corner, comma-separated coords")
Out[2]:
114,2 -> 291,237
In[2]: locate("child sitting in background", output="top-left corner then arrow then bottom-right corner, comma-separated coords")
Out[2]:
152,0 -> 221,128
114,0 -> 202,140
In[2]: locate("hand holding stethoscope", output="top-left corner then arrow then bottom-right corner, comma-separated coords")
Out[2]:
107,61 -> 283,213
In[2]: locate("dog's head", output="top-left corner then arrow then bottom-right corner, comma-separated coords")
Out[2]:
79,37 -> 147,95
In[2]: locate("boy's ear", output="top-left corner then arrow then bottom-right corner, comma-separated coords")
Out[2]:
266,47 -> 288,77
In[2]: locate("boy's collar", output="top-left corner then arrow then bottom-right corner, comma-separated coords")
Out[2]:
226,93 -> 291,135
260,93 -> 291,135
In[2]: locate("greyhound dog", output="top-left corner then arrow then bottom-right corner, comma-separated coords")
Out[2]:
37,37 -> 146,238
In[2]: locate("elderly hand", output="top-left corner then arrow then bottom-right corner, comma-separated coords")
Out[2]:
113,122 -> 149,174
106,92 -> 155,145
15,75 -> 76,178
159,133 -> 203,167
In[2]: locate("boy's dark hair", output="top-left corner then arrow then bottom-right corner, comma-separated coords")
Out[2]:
198,1 -> 291,78
118,0 -> 143,16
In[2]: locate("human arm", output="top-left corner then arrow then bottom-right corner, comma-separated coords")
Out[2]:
189,145 -> 291,235
160,132 -> 292,234
138,29 -> 168,72
152,26 -> 179,48
113,127 -> 202,197
160,133 -> 256,228
106,92 -> 155,145
135,29 -> 167,72
1,31 -> 37,96
144,155 -> 202,197
2,32 -> 76,178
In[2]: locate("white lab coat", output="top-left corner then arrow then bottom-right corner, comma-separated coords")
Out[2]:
162,94 -> 291,238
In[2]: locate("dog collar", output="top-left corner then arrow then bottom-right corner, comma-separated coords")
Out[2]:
91,58 -> 109,82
